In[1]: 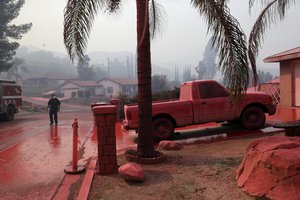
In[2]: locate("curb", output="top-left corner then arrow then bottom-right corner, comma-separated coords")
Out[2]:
75,145 -> 137,200
76,158 -> 97,200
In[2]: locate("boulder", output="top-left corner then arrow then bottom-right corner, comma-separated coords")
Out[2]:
236,136 -> 300,200
157,140 -> 183,151
118,162 -> 145,182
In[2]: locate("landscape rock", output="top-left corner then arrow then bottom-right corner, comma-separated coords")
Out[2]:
236,136 -> 300,200
118,162 -> 145,182
157,140 -> 184,151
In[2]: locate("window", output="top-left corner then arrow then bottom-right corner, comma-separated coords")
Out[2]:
199,82 -> 228,99
108,87 -> 113,93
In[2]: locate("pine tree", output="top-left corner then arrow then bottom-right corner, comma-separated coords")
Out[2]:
0,0 -> 32,73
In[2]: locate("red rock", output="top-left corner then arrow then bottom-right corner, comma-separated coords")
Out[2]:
157,140 -> 183,150
118,162 -> 145,182
267,174 -> 300,200
236,136 -> 300,200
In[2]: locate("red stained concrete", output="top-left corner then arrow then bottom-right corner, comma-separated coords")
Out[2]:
267,105 -> 300,122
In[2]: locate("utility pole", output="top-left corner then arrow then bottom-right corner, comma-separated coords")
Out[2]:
107,58 -> 110,78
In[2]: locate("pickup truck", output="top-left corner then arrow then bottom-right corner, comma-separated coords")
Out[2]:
123,80 -> 276,141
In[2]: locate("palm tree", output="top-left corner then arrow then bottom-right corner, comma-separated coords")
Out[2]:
64,0 -> 249,158
248,0 -> 296,83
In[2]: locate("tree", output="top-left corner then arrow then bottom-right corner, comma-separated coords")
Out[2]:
152,74 -> 169,93
77,55 -> 94,80
183,66 -> 193,82
0,0 -> 32,73
258,70 -> 273,83
6,57 -> 28,83
64,0 -> 249,158
195,37 -> 218,80
248,0 -> 296,83
92,64 -> 108,81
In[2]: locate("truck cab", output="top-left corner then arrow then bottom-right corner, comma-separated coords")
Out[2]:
0,80 -> 22,120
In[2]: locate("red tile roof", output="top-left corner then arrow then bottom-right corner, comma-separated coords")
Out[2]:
264,46 -> 300,63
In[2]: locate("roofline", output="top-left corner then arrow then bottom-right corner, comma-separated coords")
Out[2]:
98,77 -> 137,86
264,53 -> 300,63
59,80 -> 98,88
264,46 -> 300,63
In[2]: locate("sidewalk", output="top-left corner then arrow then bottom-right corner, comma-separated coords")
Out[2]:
55,105 -> 299,200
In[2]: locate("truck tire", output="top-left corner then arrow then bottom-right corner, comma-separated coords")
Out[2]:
5,106 -> 15,121
153,118 -> 174,141
241,107 -> 265,130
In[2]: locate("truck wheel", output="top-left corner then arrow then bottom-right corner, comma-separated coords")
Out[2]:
241,107 -> 265,130
5,106 -> 15,121
153,118 -> 174,141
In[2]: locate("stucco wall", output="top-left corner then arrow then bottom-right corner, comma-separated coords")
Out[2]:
292,60 -> 300,106
98,79 -> 121,99
60,82 -> 81,98
280,61 -> 293,106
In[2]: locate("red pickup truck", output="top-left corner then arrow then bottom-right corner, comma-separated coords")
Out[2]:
123,80 -> 276,141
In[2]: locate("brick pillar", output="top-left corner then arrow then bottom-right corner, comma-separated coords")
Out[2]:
91,102 -> 109,123
92,105 -> 118,175
110,99 -> 120,121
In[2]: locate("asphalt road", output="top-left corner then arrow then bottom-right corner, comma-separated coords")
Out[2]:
0,109 -> 97,200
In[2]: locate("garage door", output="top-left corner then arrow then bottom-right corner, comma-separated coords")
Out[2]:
293,61 -> 300,106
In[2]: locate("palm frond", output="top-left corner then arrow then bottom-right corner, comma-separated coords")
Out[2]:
64,0 -> 122,62
149,0 -> 166,39
248,0 -> 295,84
105,0 -> 122,13
191,0 -> 249,96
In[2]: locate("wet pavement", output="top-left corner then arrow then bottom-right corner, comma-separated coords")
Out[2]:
0,111 -> 94,200
0,104 -> 298,199
0,104 -> 137,200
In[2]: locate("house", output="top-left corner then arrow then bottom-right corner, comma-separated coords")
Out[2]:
23,73 -> 76,89
97,77 -> 138,99
59,80 -> 100,98
264,46 -> 300,107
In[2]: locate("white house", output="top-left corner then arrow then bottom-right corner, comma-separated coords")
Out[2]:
59,80 -> 101,98
97,77 -> 137,99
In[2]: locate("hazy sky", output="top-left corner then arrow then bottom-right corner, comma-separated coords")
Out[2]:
14,0 -> 300,75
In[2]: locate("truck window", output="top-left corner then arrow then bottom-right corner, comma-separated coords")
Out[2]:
180,84 -> 191,100
199,82 -> 228,99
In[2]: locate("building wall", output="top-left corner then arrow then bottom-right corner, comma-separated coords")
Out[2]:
98,79 -> 121,99
280,61 -> 293,106
292,60 -> 300,106
60,82 -> 81,98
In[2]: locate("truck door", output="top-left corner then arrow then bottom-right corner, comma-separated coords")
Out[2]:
196,82 -> 230,123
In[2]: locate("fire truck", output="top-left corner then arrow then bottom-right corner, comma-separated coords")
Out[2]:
0,80 -> 22,120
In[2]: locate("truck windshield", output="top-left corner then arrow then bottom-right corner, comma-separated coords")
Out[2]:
180,84 -> 191,100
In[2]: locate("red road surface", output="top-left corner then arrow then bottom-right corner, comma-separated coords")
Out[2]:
0,101 -> 137,200
0,110 -> 96,199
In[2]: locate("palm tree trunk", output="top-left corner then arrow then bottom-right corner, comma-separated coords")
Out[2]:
136,0 -> 157,158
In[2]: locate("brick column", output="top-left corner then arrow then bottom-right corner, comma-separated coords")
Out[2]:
110,99 -> 120,121
92,105 -> 118,175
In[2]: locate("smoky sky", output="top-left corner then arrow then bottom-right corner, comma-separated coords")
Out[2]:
13,0 -> 300,75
